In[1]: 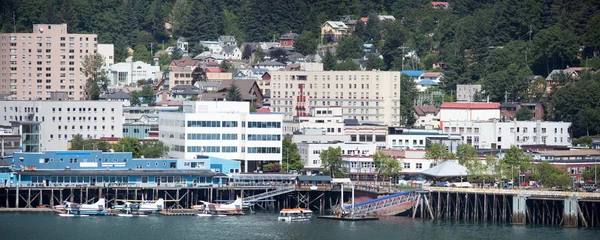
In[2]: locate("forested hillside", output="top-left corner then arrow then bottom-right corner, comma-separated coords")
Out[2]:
1,0 -> 600,137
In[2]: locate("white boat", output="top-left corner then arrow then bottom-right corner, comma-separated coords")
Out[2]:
117,213 -> 148,217
196,213 -> 226,217
59,213 -> 89,217
278,208 -> 312,222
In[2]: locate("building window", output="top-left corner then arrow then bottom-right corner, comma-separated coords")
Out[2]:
404,162 -> 410,169
416,163 -> 422,169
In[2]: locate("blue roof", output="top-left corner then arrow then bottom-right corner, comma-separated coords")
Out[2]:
417,80 -> 439,86
402,70 -> 426,77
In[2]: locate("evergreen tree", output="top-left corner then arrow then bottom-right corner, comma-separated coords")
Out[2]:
226,82 -> 243,101
133,44 -> 152,64
322,49 -> 337,71
293,31 -> 317,55
60,0 -> 77,32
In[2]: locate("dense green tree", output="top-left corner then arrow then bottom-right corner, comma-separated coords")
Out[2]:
294,31 -> 318,55
503,146 -> 531,185
515,107 -> 534,121
364,54 -> 385,70
323,49 -> 337,71
138,140 -> 169,158
220,61 -> 232,72
226,82 -> 243,101
373,152 -> 402,184
425,142 -> 450,165
334,59 -> 360,71
253,47 -> 265,64
131,85 -> 156,106
533,161 -> 571,188
336,36 -> 363,60
282,138 -> 304,172
399,75 -> 418,126
82,54 -> 109,100
320,146 -> 345,178
269,48 -> 289,63
60,0 -> 77,32
133,44 -> 152,64
111,137 -> 142,158
582,167 -> 597,183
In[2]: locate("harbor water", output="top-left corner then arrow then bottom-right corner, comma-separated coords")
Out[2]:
1,212 -> 599,240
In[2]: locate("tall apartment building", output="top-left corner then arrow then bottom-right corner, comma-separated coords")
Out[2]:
0,101 -> 124,151
0,24 -> 98,100
270,71 -> 403,126
159,101 -> 283,172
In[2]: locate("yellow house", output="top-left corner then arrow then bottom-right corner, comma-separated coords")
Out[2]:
320,21 -> 348,42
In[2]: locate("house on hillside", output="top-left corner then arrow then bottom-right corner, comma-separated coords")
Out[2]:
280,32 -> 299,48
401,70 -> 426,82
219,36 -> 237,46
234,68 -> 270,81
419,72 -> 444,82
170,85 -> 200,101
500,102 -> 544,121
221,46 -> 242,60
431,2 -> 452,9
413,105 -> 439,129
321,21 -> 348,42
200,80 -> 264,108
456,84 -> 482,102
254,61 -> 286,71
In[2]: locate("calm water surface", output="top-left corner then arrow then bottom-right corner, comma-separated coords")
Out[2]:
1,212 -> 599,240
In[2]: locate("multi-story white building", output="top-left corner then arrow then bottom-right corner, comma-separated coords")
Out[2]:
270,70 -> 403,125
0,100 -> 124,150
159,101 -> 283,172
97,44 -> 114,69
387,128 -> 462,151
443,120 -> 572,149
439,102 -> 500,128
107,57 -> 160,86
0,23 -> 97,100
296,141 -> 377,174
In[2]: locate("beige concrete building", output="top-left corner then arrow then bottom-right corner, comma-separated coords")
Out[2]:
270,70 -> 402,125
0,24 -> 98,100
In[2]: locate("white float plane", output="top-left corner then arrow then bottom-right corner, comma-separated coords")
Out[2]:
192,197 -> 243,214
57,198 -> 106,216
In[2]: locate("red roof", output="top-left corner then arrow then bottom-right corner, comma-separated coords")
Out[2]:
440,102 -> 500,109
205,68 -> 221,73
359,17 -> 369,23
170,57 -> 199,67
431,1 -> 451,6
257,107 -> 271,113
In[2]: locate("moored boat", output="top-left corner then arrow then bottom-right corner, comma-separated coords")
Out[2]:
278,208 -> 312,222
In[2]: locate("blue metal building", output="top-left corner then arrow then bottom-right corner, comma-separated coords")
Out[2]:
6,151 -> 241,187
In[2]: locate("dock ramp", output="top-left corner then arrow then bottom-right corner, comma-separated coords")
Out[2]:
243,185 -> 297,202
344,190 -> 417,216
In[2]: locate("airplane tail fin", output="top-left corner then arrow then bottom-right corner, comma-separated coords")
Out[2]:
231,196 -> 242,207
95,198 -> 106,206
155,198 -> 164,208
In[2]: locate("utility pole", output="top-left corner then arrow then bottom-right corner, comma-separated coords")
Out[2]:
150,43 -> 153,57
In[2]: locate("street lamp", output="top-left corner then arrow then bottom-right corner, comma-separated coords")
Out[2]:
286,147 -> 289,173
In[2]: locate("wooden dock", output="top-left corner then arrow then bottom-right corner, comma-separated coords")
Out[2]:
318,215 -> 379,221
0,208 -> 55,212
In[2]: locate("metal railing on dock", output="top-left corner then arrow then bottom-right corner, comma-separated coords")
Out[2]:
423,187 -> 600,199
